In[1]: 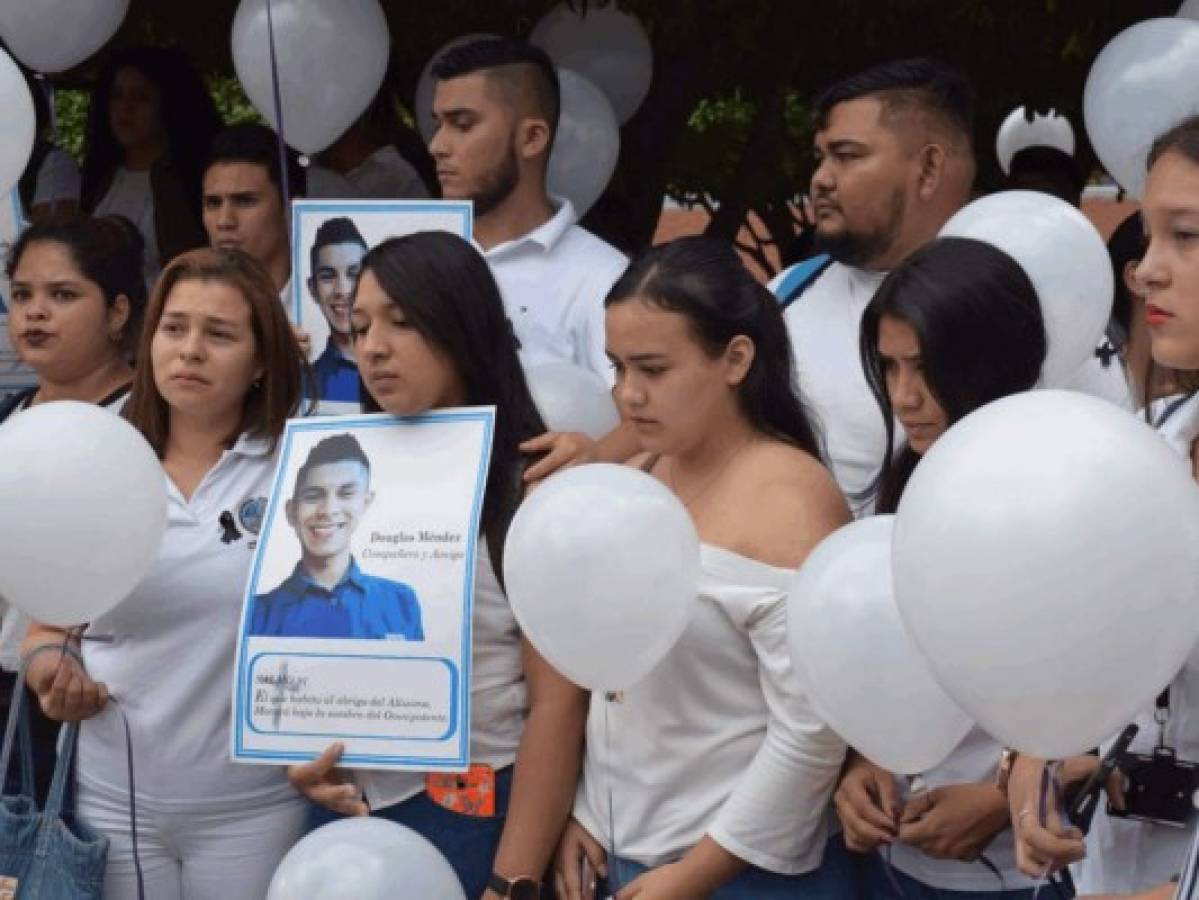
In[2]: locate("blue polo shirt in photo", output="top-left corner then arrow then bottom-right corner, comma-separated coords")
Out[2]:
312,339 -> 361,403
250,557 -> 424,640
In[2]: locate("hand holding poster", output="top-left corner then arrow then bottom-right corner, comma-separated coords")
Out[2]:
232,407 -> 493,771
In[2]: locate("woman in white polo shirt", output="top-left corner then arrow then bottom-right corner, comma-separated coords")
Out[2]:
553,236 -> 853,899
836,237 -> 1048,899
288,231 -> 587,900
21,247 -> 307,900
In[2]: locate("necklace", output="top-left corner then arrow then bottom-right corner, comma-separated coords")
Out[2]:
666,435 -> 756,509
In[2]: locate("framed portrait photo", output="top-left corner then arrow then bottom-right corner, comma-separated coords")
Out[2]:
231,406 -> 494,771
289,199 -> 472,410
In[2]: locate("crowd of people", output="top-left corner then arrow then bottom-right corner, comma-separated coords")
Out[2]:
0,33 -> 1196,900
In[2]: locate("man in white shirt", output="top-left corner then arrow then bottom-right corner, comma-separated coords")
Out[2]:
427,37 -> 635,476
773,58 -> 1130,503
428,38 -> 628,380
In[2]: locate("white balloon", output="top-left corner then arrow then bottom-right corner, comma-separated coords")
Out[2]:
504,464 -> 699,691
789,516 -> 972,775
548,69 -> 620,218
525,361 -> 620,440
995,106 -> 1075,175
0,46 -> 34,198
1084,18 -> 1199,198
1182,0 -> 1199,20
0,0 -> 127,73
414,33 -> 500,144
0,402 -> 167,627
232,0 -> 390,155
893,391 -> 1199,759
267,818 -> 464,900
531,1 -> 653,123
941,191 -> 1112,389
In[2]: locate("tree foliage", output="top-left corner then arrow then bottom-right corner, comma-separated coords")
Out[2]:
49,0 -> 1182,273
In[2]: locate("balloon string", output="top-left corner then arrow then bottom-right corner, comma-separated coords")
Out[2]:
264,0 -> 292,211
604,698 -> 617,894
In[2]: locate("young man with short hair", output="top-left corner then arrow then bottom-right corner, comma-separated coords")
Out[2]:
308,217 -> 369,402
250,433 -> 423,640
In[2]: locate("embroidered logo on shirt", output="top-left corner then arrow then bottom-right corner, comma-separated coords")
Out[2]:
238,495 -> 268,535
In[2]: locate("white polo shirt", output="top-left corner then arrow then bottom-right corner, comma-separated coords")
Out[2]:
1073,390 -> 1199,894
483,199 -> 627,384
78,433 -> 296,810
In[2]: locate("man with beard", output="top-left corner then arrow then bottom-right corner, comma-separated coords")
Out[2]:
772,58 -> 1129,504
429,39 -> 627,383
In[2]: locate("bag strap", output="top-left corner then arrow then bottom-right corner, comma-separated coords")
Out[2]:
0,663 -> 37,801
775,254 -> 833,311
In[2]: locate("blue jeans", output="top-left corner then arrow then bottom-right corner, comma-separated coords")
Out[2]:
307,765 -> 514,898
859,851 -> 1058,899
600,833 -> 859,899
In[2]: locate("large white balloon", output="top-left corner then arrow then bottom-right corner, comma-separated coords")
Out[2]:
995,106 -> 1075,175
893,391 -> 1199,759
531,1 -> 653,124
525,361 -> 620,440
504,464 -> 699,691
0,0 -> 127,73
0,403 -> 167,627
232,0 -> 389,155
941,191 -> 1112,390
267,818 -> 464,900
1084,18 -> 1199,198
548,69 -> 620,218
414,33 -> 500,144
789,516 -> 972,775
0,46 -> 34,198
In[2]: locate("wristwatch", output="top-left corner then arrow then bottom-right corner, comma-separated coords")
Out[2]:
487,873 -> 541,899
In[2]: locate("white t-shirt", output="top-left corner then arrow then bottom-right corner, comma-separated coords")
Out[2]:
769,261 -> 887,505
0,387 -> 129,671
1073,390 -> 1199,894
77,433 -> 295,810
32,147 -> 81,208
887,727 -> 1036,891
573,545 -> 846,874
94,166 -> 160,286
356,541 -> 526,810
770,260 -> 1135,506
345,146 -> 429,200
483,199 -> 627,385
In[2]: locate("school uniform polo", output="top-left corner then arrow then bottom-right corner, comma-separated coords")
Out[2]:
78,432 -> 295,808
482,198 -> 627,385
249,557 -> 423,640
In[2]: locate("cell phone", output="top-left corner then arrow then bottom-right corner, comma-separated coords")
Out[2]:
1067,724 -> 1138,832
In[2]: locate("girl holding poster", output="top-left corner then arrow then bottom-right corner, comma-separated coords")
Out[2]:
554,236 -> 854,898
290,231 -> 587,900
21,247 -> 307,900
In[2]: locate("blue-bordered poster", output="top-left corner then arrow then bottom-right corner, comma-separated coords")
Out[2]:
290,199 -> 472,410
232,406 -> 494,770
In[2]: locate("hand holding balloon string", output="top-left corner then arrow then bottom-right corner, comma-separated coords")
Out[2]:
24,626 -> 113,723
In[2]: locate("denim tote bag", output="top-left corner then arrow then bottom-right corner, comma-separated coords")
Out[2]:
0,663 -> 107,899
